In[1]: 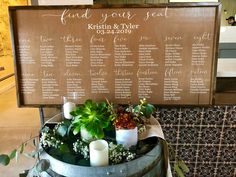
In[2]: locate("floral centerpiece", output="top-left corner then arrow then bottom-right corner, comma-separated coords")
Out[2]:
39,98 -> 158,167
39,99 -> 142,166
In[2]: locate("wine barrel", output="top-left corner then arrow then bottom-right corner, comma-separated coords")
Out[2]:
40,142 -> 165,177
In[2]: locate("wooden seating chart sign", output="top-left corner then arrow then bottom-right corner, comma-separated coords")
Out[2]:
9,3 -> 221,106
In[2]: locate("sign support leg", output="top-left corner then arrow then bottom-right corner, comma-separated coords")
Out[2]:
39,107 -> 45,127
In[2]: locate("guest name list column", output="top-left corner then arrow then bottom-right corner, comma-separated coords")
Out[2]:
163,36 -> 184,101
138,36 -> 159,100
17,38 -> 39,101
190,32 -> 211,96
114,36 -> 134,100
39,35 -> 60,100
89,35 -> 111,97
61,34 -> 86,99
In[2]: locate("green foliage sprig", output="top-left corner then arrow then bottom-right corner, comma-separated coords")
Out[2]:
106,98 -> 156,130
132,98 -> 156,119
167,142 -> 190,177
0,135 -> 39,166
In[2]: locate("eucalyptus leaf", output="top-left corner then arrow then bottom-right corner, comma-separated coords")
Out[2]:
15,151 -> 19,163
23,152 -> 32,158
0,154 -> 10,166
144,104 -> 155,118
33,138 -> 37,147
178,160 -> 189,173
57,125 -> 68,137
20,143 -> 25,154
174,163 -> 185,177
41,126 -> 50,133
9,149 -> 17,159
30,150 -> 38,158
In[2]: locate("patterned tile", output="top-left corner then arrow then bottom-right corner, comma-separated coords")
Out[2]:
158,106 -> 236,177
162,126 -> 178,144
157,108 -> 179,125
169,145 -> 177,161
219,146 -> 236,162
202,107 -> 225,125
225,106 -> 236,125
180,108 -> 202,125
222,127 -> 236,144
179,127 -> 199,144
199,127 -> 221,144
184,163 -> 195,177
198,145 -> 218,162
177,145 -> 197,162
216,163 -> 236,177
195,163 -> 216,177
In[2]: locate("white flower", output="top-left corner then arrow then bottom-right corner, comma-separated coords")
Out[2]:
73,140 -> 89,160
108,142 -> 136,164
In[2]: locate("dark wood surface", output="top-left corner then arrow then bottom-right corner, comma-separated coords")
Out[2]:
214,77 -> 236,105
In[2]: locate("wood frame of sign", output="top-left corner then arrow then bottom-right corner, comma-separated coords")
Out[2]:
9,3 -> 221,107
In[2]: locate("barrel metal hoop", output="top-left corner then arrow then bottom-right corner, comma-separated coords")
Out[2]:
128,155 -> 162,177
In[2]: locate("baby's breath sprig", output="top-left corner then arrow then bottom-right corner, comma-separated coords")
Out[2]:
73,140 -> 89,160
108,142 -> 136,164
40,126 -> 63,149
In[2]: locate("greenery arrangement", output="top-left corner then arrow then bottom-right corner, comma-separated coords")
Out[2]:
107,98 -> 156,131
0,98 -> 189,177
39,120 -> 137,166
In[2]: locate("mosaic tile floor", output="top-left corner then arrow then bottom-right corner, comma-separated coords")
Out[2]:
157,106 -> 236,177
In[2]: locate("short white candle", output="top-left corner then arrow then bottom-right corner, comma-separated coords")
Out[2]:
63,102 -> 76,119
89,140 -> 109,167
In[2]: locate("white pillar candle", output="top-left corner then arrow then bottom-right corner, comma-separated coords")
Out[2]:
63,102 -> 76,119
89,140 -> 109,167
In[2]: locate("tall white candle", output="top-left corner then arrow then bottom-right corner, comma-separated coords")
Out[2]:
63,102 -> 75,119
89,140 -> 109,167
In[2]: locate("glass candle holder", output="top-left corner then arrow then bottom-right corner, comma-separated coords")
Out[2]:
62,93 -> 78,119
